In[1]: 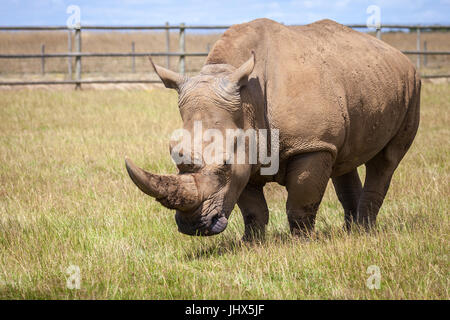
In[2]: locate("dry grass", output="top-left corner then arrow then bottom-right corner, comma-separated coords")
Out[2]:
0,30 -> 449,78
0,82 -> 448,299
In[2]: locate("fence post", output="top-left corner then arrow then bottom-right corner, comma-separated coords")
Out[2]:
165,22 -> 170,69
416,27 -> 421,70
376,27 -> 381,40
75,26 -> 82,90
68,29 -> 72,79
423,40 -> 427,67
41,44 -> 45,75
179,22 -> 185,74
131,41 -> 135,73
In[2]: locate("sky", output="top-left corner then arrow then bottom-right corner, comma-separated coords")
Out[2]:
0,0 -> 449,26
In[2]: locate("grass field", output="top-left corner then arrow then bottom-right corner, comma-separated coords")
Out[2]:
0,83 -> 449,299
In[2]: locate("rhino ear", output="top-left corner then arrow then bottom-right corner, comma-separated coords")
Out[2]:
229,51 -> 255,87
148,56 -> 186,90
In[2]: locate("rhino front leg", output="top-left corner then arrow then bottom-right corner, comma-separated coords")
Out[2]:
285,152 -> 333,237
237,183 -> 269,242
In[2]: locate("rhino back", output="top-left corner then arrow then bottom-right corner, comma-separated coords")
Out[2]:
207,19 -> 419,176
292,20 -> 419,172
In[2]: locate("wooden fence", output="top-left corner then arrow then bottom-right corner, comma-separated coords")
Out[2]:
0,23 -> 449,88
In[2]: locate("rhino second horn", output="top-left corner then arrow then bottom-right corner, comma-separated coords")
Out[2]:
125,156 -> 200,211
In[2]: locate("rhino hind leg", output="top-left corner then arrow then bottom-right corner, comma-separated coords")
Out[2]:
332,169 -> 363,231
237,183 -> 269,242
358,90 -> 420,230
285,152 -> 333,237
357,156 -> 398,229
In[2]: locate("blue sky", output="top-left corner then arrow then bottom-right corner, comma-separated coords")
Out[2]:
1,0 -> 449,26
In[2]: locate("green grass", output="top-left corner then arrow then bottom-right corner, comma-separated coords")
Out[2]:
0,84 -> 448,299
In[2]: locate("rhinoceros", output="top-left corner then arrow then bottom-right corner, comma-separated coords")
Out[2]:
125,18 -> 420,240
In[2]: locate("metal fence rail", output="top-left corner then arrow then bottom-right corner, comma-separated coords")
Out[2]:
1,23 -> 449,88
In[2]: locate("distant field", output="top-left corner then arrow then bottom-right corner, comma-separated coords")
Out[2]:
0,83 -> 448,299
0,30 -> 220,77
0,30 -> 449,79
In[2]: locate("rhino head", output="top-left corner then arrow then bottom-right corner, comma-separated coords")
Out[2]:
125,53 -> 255,236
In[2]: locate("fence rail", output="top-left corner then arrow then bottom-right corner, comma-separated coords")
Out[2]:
1,24 -> 449,30
1,23 -> 449,88
0,52 -> 207,58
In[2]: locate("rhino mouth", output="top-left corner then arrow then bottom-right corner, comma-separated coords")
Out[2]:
175,194 -> 232,236
175,212 -> 229,236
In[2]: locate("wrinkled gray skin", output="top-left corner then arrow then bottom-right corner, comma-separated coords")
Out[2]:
126,18 -> 420,240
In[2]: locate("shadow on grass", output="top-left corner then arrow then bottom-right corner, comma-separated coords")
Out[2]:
184,231 -> 299,260
185,229 -> 341,261
269,224 -> 373,244
184,237 -> 244,261
184,223 -> 384,261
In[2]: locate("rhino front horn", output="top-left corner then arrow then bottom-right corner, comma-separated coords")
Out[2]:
125,156 -> 200,211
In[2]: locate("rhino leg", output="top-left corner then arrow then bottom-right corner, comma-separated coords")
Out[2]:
237,183 -> 269,242
358,157 -> 396,230
332,169 -> 362,231
358,93 -> 420,230
285,152 -> 333,237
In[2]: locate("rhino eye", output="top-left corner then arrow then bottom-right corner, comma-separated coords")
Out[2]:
177,162 -> 202,173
